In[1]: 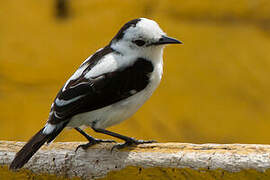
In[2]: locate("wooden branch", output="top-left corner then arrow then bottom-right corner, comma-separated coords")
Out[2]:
1,141 -> 270,179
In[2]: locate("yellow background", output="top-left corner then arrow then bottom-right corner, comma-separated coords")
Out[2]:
1,0 -> 270,144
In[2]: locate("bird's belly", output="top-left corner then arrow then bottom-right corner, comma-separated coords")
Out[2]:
67,86 -> 152,129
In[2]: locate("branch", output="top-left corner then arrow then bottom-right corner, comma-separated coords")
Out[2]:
1,141 -> 270,179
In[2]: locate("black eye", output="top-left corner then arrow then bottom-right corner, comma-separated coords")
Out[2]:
133,40 -> 145,46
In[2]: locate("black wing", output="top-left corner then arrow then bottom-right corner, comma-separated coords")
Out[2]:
48,58 -> 154,124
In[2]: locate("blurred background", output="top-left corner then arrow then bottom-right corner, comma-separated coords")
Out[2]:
1,0 -> 270,144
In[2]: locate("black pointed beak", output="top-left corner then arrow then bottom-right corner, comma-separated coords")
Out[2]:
151,35 -> 183,46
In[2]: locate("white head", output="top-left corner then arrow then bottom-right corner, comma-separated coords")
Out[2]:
110,18 -> 182,60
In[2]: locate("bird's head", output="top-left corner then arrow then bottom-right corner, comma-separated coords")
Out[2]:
110,18 -> 182,59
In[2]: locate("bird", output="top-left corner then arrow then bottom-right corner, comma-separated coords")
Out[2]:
10,17 -> 182,170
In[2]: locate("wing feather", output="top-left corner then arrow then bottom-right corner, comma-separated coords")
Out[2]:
48,57 -> 153,124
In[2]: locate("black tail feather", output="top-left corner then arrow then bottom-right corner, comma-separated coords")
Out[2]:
9,122 -> 68,170
9,128 -> 48,170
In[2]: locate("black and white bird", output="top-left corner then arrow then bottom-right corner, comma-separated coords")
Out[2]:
10,18 -> 182,170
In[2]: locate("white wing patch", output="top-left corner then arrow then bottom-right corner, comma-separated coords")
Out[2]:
79,48 -> 102,67
55,95 -> 85,107
62,64 -> 88,91
43,123 -> 56,134
62,48 -> 120,91
85,53 -> 118,78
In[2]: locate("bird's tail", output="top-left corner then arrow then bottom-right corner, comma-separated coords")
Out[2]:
9,122 -> 67,170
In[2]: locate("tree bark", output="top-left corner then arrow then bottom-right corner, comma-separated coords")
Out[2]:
1,141 -> 270,179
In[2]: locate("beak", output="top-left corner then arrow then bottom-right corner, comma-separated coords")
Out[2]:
151,35 -> 183,46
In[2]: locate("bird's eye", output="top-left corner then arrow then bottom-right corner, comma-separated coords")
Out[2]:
133,40 -> 145,46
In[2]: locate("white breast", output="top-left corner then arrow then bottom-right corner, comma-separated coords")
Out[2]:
67,57 -> 163,129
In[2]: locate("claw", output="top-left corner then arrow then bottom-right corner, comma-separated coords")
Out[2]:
110,141 -> 132,153
98,139 -> 116,143
75,142 -> 94,152
133,140 -> 157,145
75,139 -> 116,152
110,139 -> 157,152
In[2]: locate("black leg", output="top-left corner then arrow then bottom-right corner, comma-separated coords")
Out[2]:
92,127 -> 156,151
74,127 -> 115,151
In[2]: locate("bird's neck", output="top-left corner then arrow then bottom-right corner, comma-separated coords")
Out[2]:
110,43 -> 164,69
145,46 -> 164,67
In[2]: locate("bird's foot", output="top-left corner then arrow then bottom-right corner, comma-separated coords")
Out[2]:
111,138 -> 156,152
75,139 -> 115,152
